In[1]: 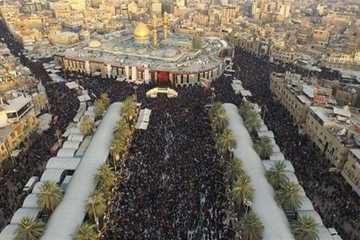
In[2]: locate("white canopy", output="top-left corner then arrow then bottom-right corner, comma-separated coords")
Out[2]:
262,160 -> 295,173
78,94 -> 91,103
22,193 -> 39,208
46,157 -> 80,170
57,148 -> 76,158
297,196 -> 315,212
0,224 -> 18,240
62,140 -> 81,150
223,103 -> 295,240
42,103 -> 122,240
10,208 -> 41,224
40,169 -> 65,183
32,182 -> 44,194
65,81 -> 79,89
67,134 -> 84,142
270,152 -> 286,161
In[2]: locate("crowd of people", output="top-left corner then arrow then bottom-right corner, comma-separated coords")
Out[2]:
0,21 -> 80,228
104,88 -> 232,240
0,13 -> 358,239
233,48 -> 360,240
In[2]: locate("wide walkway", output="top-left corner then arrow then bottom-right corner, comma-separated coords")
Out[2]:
223,103 -> 294,240
42,102 -> 122,240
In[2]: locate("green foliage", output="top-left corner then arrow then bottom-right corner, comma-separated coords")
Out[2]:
210,102 -> 228,135
292,216 -> 319,240
80,115 -> 94,136
237,211 -> 264,240
226,157 -> 244,186
231,175 -> 254,206
240,101 -> 261,133
37,181 -> 63,213
15,217 -> 45,240
97,164 -> 117,200
216,129 -> 236,153
100,93 -> 110,109
75,223 -> 98,240
265,160 -> 289,190
94,100 -> 106,118
86,192 -> 107,222
254,136 -> 273,159
276,181 -> 302,211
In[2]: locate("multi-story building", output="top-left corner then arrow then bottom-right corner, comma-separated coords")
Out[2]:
342,149 -> 360,195
0,96 -> 38,162
270,72 -> 360,196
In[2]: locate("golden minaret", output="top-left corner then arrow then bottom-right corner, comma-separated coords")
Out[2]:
152,16 -> 158,48
163,14 -> 169,41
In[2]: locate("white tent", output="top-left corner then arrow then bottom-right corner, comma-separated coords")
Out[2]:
32,182 -> 44,194
223,103 -> 294,240
67,134 -> 84,142
270,152 -> 286,161
40,169 -> 65,183
0,224 -> 18,240
57,148 -> 76,158
46,157 -> 80,170
62,140 -> 81,150
42,103 -> 122,240
10,208 -> 41,224
22,193 -> 39,208
262,160 -> 295,173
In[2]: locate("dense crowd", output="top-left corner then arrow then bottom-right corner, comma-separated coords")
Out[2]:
233,48 -> 360,240
0,21 -> 79,228
104,88 -> 231,240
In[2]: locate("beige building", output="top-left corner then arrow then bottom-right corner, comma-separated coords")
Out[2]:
0,96 -> 38,162
270,72 -> 311,127
270,72 -> 360,196
342,149 -> 360,195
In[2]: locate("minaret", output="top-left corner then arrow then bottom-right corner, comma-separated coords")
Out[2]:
163,14 -> 169,41
152,16 -> 158,48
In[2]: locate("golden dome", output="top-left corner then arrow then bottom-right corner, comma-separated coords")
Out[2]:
134,22 -> 150,43
88,40 -> 101,48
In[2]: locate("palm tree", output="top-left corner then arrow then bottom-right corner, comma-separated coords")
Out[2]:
216,129 -> 236,154
239,101 -> 253,117
254,136 -> 272,159
210,103 -> 228,133
276,181 -> 302,211
97,164 -> 117,200
86,192 -> 107,231
110,138 -> 127,164
15,217 -> 45,240
266,160 -> 289,190
244,111 -> 261,133
225,157 -> 244,187
231,175 -> 253,206
292,215 -> 319,240
80,116 -> 94,136
75,223 -> 98,240
37,181 -> 63,214
95,99 -> 106,118
236,211 -> 264,240
100,93 -> 110,109
121,96 -> 137,123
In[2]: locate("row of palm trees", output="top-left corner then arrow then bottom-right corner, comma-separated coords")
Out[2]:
266,161 -> 319,240
94,93 -> 110,120
239,101 -> 273,160
238,101 -> 319,240
15,181 -> 64,240
76,95 -> 138,240
209,102 -> 264,240
14,94 -> 131,240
